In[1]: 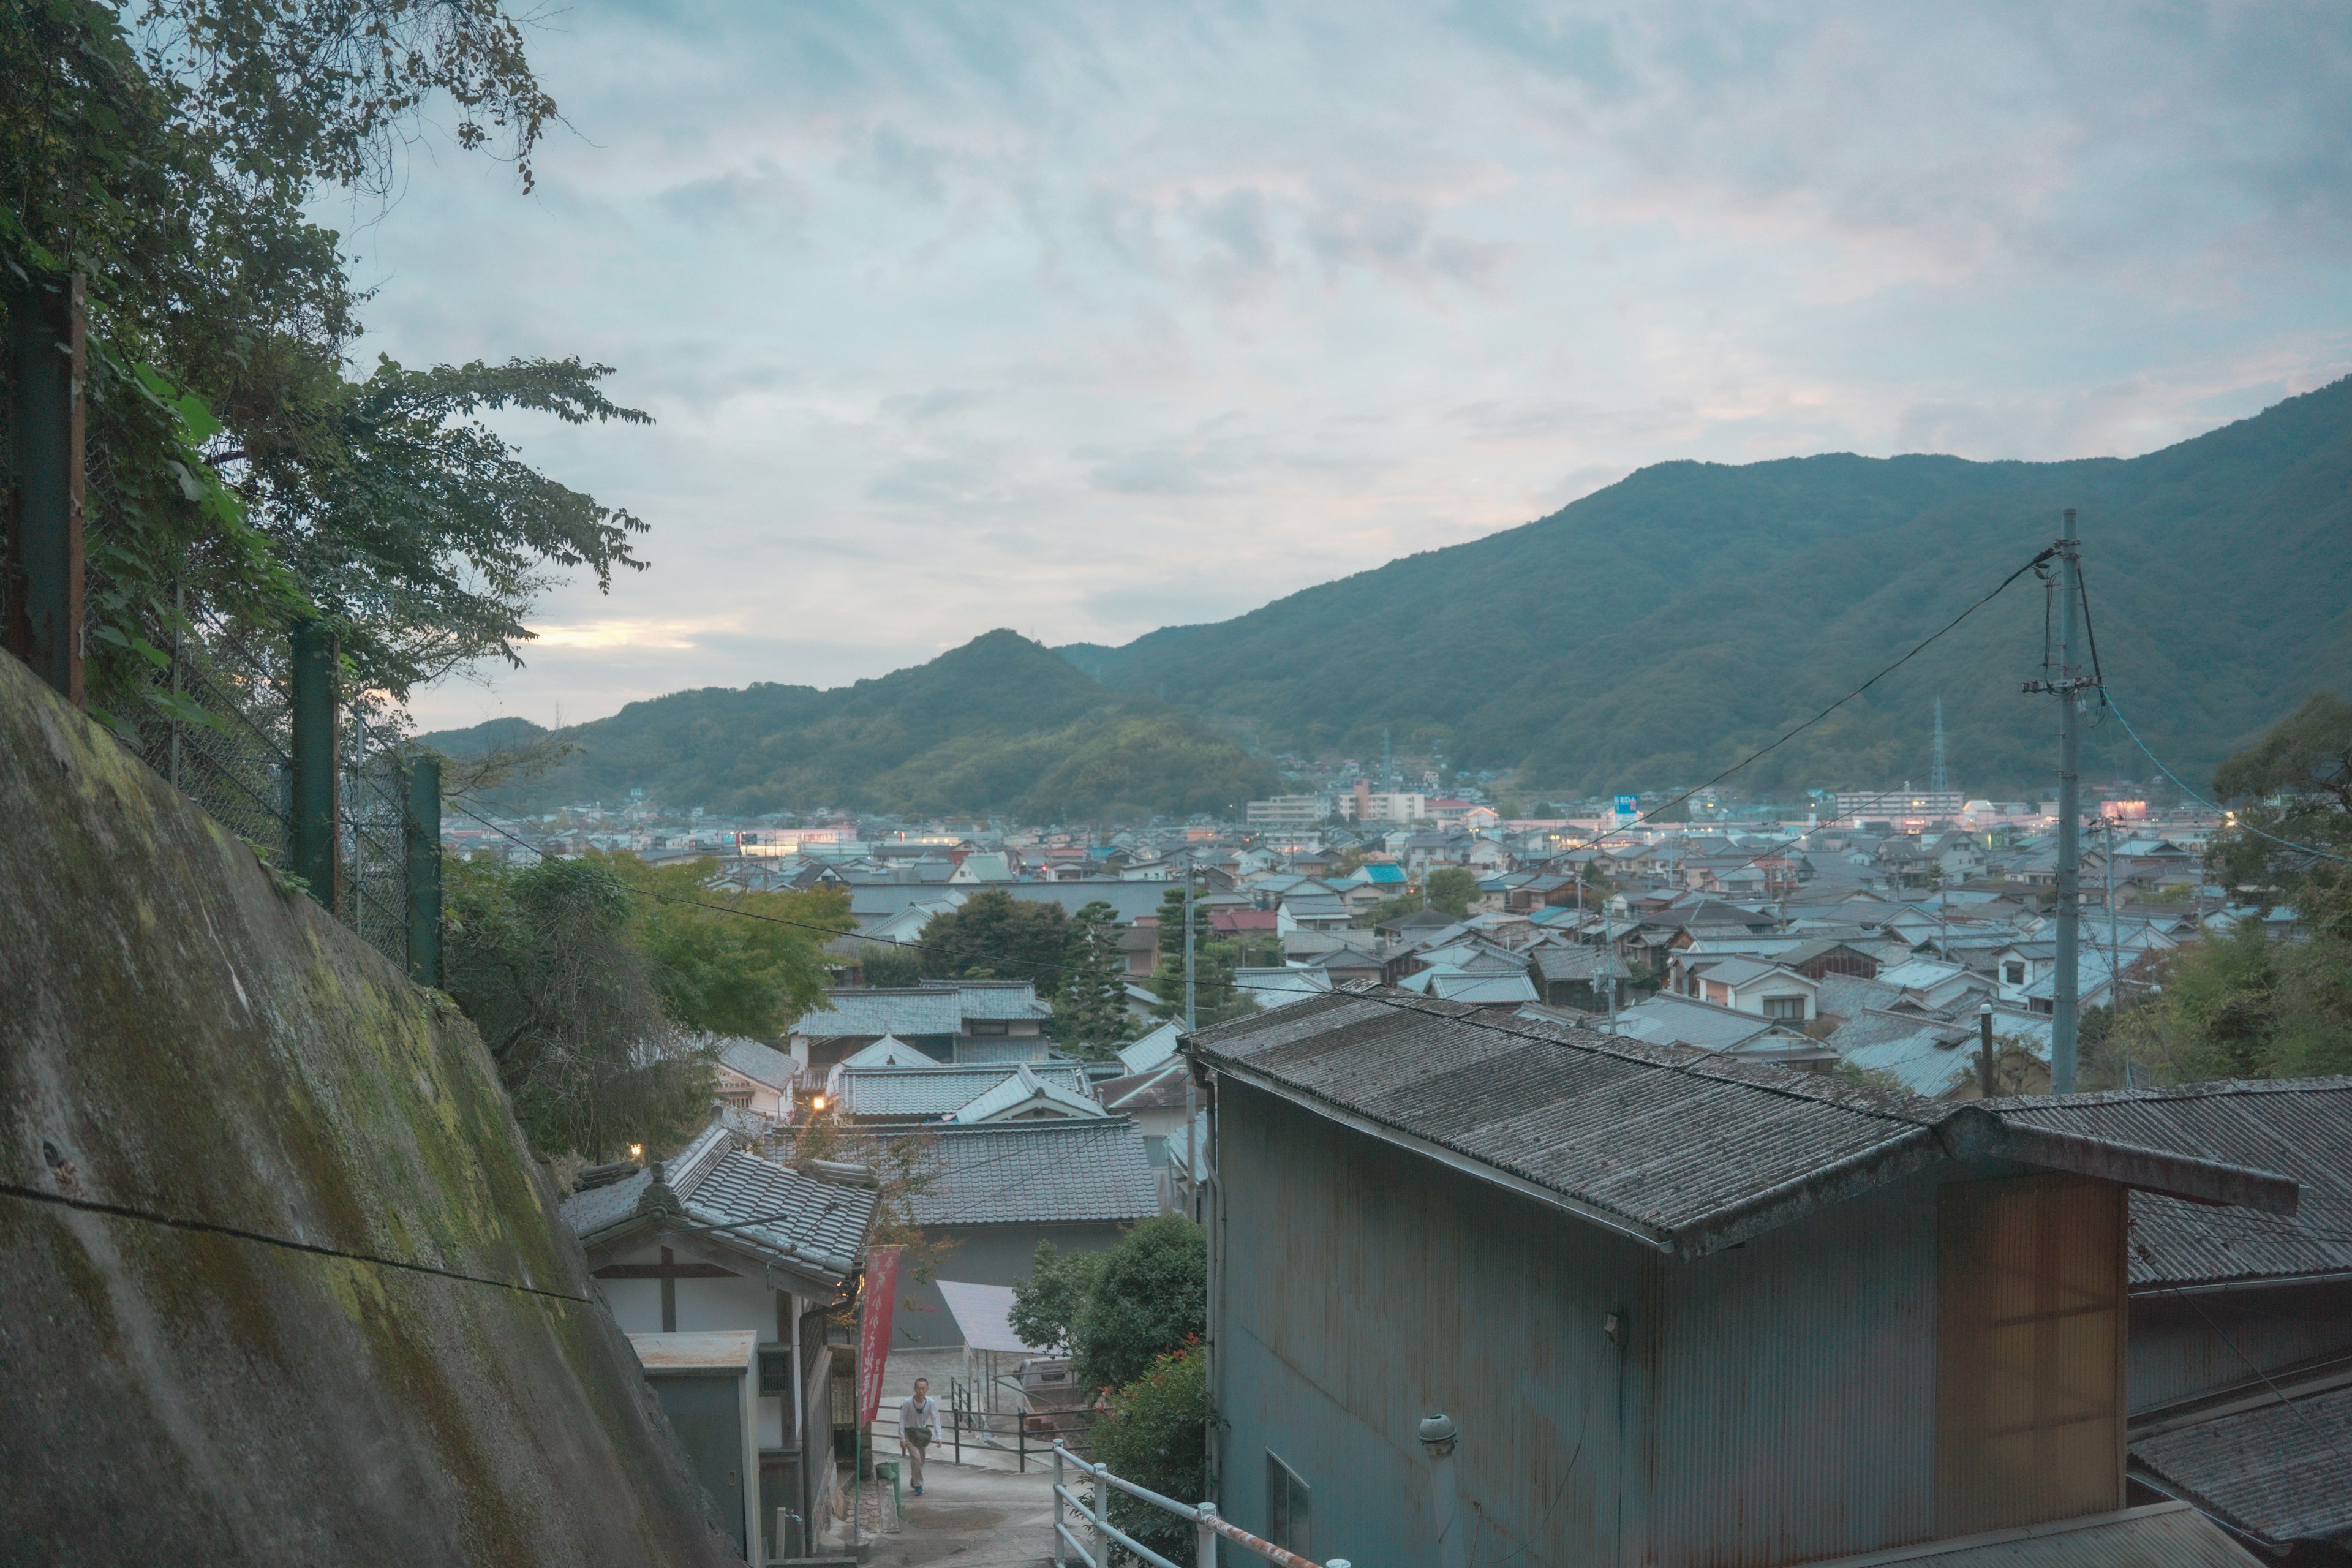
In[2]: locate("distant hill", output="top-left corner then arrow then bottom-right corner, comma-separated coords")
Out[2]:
420,629 -> 1280,820
1061,378 -> 2352,797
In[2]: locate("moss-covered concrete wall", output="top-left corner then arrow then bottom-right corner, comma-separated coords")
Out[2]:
0,652 -> 741,1566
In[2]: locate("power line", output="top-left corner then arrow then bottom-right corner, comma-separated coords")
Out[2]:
0,1180 -> 593,1305
1532,545 -> 2056,859
2101,695 -> 2352,865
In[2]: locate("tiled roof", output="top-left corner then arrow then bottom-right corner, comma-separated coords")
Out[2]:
1995,1077 -> 2352,1289
562,1123 -> 876,1286
954,982 -> 1055,1020
799,989 -> 963,1039
794,982 -> 1053,1039
1116,1022 -> 1182,1075
712,1035 -> 794,1089
1187,988 -> 2295,1257
1528,946 -> 1630,984
910,1120 -> 1159,1225
837,1063 -> 1089,1118
951,1063 -> 1106,1123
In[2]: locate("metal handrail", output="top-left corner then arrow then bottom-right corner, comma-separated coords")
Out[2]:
1050,1441 -> 1351,1568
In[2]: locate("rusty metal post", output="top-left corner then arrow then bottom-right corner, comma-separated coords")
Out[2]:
1195,1500 -> 1219,1568
4,273 -> 86,704
288,619 -> 340,907
1978,1004 -> 1996,1098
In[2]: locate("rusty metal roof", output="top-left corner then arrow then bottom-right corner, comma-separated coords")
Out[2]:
1186,989 -> 2299,1257
1994,1078 -> 2352,1289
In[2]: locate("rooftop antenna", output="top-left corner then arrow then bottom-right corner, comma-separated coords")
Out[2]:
1931,697 -> 1950,799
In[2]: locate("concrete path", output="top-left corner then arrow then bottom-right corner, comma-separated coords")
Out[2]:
843,1458 -> 1058,1568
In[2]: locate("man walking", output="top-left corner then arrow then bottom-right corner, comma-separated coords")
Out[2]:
897,1378 -> 940,1496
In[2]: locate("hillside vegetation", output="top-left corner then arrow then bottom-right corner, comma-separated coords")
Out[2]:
422,630 -> 1278,819
1063,378 -> 2352,796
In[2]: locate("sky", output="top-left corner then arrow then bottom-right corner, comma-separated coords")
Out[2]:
345,1 -> 2352,733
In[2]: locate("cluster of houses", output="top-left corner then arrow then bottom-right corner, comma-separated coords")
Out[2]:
549,790 -> 2350,1567
564,1008 -> 1197,1562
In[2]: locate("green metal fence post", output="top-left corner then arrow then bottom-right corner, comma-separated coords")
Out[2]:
4,273 -> 86,704
288,619 -> 339,908
405,755 -> 443,986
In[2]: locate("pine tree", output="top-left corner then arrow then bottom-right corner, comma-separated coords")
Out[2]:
1052,901 -> 1135,1055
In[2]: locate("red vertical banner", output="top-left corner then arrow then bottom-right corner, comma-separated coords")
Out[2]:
856,1245 -> 902,1425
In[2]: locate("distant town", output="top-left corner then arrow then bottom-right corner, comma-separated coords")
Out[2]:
450,759 -> 2239,1101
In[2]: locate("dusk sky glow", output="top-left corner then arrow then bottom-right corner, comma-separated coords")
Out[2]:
342,2 -> 2352,732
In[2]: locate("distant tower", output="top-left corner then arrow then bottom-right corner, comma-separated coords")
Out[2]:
1931,697 -> 1950,797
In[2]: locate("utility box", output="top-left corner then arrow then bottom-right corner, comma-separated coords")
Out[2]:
631,1330 -> 760,1559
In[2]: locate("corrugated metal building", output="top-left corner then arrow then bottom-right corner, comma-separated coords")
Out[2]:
1188,989 -> 2297,1567
1999,1079 -> 2352,1561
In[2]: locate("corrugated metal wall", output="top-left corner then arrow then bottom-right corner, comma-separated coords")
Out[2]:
2128,1280 -> 2352,1414
1645,1178 -> 1941,1566
1215,1080 -> 1657,1568
1934,1174 -> 2125,1536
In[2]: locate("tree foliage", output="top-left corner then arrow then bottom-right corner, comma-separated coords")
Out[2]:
1050,900 -> 1134,1054
2207,692 -> 2352,901
917,889 -> 1068,986
1,0 -> 646,728
441,854 -> 706,1159
1088,1343 -> 1209,1556
419,630 -> 1283,820
1068,391 -> 2352,796
590,851 -> 846,1039
1072,1215 -> 1207,1393
1008,1239 -> 1106,1358
441,850 -> 845,1156
2095,695 -> 2352,1085
1145,883 -> 1252,1025
856,943 -> 924,989
1423,865 -> 1480,918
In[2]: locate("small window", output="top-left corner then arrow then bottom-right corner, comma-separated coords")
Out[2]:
2004,963 -> 2026,984
1763,995 -> 1807,1020
1267,1452 -> 1311,1555
968,1019 -> 1010,1036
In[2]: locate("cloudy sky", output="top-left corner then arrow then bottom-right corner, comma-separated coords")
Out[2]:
347,1 -> 2352,732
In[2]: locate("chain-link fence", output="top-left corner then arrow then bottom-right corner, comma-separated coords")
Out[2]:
341,704 -> 413,962
123,609 -> 296,868
113,609 -> 431,976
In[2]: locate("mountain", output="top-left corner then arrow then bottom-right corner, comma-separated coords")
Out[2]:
420,630 -> 1280,820
1061,378 -> 2352,798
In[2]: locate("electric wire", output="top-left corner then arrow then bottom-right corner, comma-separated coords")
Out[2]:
0,1180 -> 593,1303
2068,563 -> 2348,865
2101,694 -> 2352,865
1524,544 -> 2059,859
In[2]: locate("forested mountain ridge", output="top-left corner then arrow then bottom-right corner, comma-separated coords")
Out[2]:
421,630 -> 1280,819
1062,377 -> 2352,797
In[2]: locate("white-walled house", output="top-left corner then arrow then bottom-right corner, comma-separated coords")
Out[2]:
564,1123 -> 876,1562
1673,956 -> 1822,1021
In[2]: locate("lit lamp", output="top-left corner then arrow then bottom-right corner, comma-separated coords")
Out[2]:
627,1142 -> 643,1161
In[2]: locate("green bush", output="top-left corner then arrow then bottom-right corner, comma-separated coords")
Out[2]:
1074,1215 -> 1207,1393
1088,1343 -> 1209,1559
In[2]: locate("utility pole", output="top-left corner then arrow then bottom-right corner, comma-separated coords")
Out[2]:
1182,854 -> 1196,1032
1978,1003 -> 1997,1098
2038,513 -> 2086,1093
